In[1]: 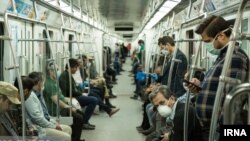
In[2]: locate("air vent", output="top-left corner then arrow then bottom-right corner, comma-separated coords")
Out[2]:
123,34 -> 133,38
115,27 -> 133,31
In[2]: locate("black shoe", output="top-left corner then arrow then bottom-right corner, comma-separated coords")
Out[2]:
109,94 -> 117,98
108,108 -> 120,117
136,126 -> 144,132
82,124 -> 95,130
130,96 -> 138,100
88,123 -> 96,127
106,103 -> 116,108
140,126 -> 155,135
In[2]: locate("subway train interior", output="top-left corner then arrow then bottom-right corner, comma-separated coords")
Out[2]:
0,0 -> 250,141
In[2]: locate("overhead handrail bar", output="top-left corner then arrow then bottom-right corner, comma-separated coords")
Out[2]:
209,0 -> 249,140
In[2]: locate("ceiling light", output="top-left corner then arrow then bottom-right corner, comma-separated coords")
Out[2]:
144,0 -> 181,30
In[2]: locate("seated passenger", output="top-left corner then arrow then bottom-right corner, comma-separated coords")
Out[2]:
14,76 -> 71,141
149,85 -> 201,141
58,58 -> 98,130
130,65 -> 146,100
0,81 -> 20,140
44,62 -> 85,141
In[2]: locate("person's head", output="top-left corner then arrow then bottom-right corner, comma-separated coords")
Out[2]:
14,76 -> 35,101
138,40 -> 144,46
66,58 -> 79,74
149,85 -> 176,117
46,62 -> 58,79
0,81 -> 21,113
81,55 -> 88,66
195,15 -> 231,49
159,36 -> 175,53
28,72 -> 44,92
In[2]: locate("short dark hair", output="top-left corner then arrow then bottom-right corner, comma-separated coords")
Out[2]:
65,58 -> 79,69
159,36 -> 175,46
28,72 -> 43,84
14,76 -> 35,91
138,39 -> 144,45
195,15 -> 231,38
158,37 -> 162,46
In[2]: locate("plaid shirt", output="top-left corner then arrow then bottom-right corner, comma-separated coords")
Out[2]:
196,45 -> 249,122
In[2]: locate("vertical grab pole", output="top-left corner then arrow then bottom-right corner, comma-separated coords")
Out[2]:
184,41 -> 202,141
4,13 -> 25,140
183,0 -> 205,140
209,0 -> 248,140
60,25 -> 73,117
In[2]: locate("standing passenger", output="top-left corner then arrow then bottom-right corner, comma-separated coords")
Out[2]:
188,15 -> 249,141
160,36 -> 188,98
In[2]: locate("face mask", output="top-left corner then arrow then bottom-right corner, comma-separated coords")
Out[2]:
183,82 -> 189,91
161,49 -> 169,55
157,105 -> 172,117
204,42 -> 221,55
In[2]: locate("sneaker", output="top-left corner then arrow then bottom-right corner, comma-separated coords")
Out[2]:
82,124 -> 95,130
109,108 -> 120,117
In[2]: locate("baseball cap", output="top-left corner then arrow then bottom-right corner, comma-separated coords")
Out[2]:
0,81 -> 21,104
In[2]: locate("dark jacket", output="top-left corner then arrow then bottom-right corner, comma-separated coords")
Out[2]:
59,70 -> 82,97
170,101 -> 201,141
161,49 -> 187,97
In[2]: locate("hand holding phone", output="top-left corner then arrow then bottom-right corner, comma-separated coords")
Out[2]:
183,79 -> 201,91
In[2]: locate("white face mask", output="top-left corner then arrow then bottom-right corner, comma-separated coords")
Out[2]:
183,82 -> 189,91
161,49 -> 169,55
157,105 -> 172,117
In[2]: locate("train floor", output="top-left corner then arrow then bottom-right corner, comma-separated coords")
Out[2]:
81,58 -> 146,141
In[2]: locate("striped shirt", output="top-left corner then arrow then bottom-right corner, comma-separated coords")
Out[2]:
196,45 -> 249,122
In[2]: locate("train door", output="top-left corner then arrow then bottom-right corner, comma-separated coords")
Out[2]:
0,22 -> 3,81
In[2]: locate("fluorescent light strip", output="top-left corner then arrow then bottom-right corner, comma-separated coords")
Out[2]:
145,0 -> 181,30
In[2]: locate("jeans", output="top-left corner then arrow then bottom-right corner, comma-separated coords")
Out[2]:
89,91 -> 111,114
76,95 -> 98,124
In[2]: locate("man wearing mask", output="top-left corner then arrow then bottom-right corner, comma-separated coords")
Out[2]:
149,85 -> 200,141
159,36 -> 188,98
188,15 -> 249,141
0,81 -> 20,140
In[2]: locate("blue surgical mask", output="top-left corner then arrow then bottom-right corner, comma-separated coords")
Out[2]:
204,27 -> 232,55
204,42 -> 221,55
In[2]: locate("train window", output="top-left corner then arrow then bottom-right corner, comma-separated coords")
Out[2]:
187,30 -> 194,65
69,34 -> 73,58
43,30 -> 53,58
241,19 -> 248,54
0,22 -> 4,81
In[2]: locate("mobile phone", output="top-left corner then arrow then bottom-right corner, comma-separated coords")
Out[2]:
183,79 -> 201,90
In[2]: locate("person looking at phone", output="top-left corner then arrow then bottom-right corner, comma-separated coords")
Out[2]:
187,15 -> 249,141
149,85 -> 200,141
178,70 -> 205,104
